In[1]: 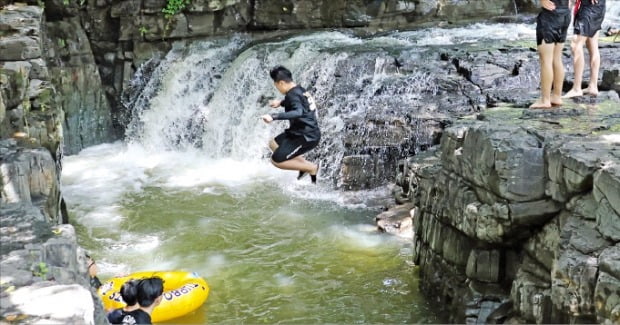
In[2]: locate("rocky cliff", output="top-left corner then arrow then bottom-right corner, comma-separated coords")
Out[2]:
396,101 -> 619,323
1,4 -> 111,323
1,139 -> 108,324
1,3 -> 114,155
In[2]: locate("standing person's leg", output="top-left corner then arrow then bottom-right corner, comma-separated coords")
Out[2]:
584,31 -> 601,95
563,35 -> 588,98
551,42 -> 565,105
530,41 -> 556,109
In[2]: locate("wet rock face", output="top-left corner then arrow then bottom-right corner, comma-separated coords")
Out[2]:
0,4 -> 115,155
0,5 -> 63,156
251,0 -> 516,30
325,42 -> 618,190
397,106 -> 620,323
42,17 -> 116,154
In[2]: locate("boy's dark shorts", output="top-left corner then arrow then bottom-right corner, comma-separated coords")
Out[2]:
574,0 -> 605,38
272,133 -> 319,163
536,8 -> 571,45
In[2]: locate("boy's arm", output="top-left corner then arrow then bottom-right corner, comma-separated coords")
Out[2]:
270,95 -> 304,120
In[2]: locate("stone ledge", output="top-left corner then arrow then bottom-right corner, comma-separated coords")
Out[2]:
404,101 -> 620,323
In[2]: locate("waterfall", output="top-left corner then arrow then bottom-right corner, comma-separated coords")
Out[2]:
123,25 -> 543,188
124,36 -> 249,150
604,0 -> 620,28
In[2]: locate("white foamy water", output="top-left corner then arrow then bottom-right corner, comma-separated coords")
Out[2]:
604,0 -> 620,28
390,23 -> 537,46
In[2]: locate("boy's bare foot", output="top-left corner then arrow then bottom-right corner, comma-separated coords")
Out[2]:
550,95 -> 562,106
529,101 -> 552,109
583,87 -> 599,96
562,89 -> 583,98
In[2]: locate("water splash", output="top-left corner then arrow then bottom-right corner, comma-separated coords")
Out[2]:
124,36 -> 250,150
604,0 -> 620,28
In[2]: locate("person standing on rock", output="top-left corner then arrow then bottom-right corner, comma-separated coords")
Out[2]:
530,0 -> 571,109
261,66 -> 321,183
563,0 -> 606,98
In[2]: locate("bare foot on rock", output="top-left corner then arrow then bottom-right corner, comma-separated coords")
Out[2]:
562,89 -> 583,98
551,95 -> 562,106
583,87 -> 599,96
529,100 -> 552,109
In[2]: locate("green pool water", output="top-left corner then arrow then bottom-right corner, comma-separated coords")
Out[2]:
69,177 -> 437,324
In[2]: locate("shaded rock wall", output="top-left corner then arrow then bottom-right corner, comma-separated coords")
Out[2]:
43,17 -> 115,154
0,139 -> 107,324
398,107 -> 620,323
0,5 -> 64,156
1,3 -> 114,155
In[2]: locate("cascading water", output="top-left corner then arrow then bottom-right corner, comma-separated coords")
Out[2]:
124,37 -> 250,150
122,30 -> 486,187
604,0 -> 620,28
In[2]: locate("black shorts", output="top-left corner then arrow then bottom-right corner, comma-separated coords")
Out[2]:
536,8 -> 571,45
574,0 -> 605,37
272,133 -> 319,163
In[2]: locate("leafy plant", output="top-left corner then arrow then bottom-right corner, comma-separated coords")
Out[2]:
139,26 -> 148,38
162,0 -> 190,19
32,262 -> 49,279
57,38 -> 66,48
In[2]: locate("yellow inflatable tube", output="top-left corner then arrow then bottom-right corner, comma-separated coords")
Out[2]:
98,271 -> 209,322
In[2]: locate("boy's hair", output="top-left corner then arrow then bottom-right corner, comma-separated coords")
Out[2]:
136,277 -> 164,307
120,280 -> 139,306
269,66 -> 293,83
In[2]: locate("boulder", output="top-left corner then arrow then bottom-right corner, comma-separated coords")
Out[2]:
375,203 -> 414,238
0,140 -> 62,222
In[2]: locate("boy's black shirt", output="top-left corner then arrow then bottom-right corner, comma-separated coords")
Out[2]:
271,85 -> 320,142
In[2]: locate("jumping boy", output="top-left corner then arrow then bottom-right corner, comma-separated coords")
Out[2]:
261,66 -> 321,183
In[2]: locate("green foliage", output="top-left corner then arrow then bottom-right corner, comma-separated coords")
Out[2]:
162,0 -> 190,19
60,0 -> 86,7
32,262 -> 49,279
57,38 -> 66,48
36,0 -> 45,9
139,26 -> 148,38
